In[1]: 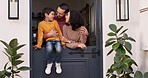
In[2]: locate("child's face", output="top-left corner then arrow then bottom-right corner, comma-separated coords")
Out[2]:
46,11 -> 55,21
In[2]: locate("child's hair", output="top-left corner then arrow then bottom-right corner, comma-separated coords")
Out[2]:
42,7 -> 55,18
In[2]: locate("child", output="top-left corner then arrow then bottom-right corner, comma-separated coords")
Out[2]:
34,7 -> 62,74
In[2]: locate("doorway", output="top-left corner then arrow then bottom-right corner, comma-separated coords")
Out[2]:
30,0 -> 103,78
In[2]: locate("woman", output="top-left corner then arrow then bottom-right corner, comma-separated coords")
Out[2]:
61,10 -> 88,49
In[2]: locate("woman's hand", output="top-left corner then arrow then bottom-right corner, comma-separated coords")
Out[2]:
80,26 -> 88,35
77,43 -> 87,49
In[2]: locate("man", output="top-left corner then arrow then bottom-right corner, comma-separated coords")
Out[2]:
44,3 -> 69,38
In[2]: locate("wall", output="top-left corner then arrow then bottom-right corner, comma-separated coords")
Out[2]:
0,0 -> 147,78
32,0 -> 83,16
0,0 -> 30,78
102,0 -> 141,77
139,0 -> 148,72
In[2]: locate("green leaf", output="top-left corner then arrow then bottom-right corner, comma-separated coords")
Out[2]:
124,42 -> 132,55
131,59 -> 138,66
123,58 -> 132,64
123,33 -> 128,39
18,66 -> 31,71
116,67 -> 123,75
121,63 -> 129,72
15,44 -> 26,50
105,41 -> 116,47
4,62 -> 9,70
4,48 -> 12,56
0,40 -> 11,50
9,38 -> 18,48
114,56 -> 120,62
144,72 -> 148,78
5,71 -> 11,77
3,51 -> 10,59
119,29 -> 128,35
112,43 -> 120,50
12,60 -> 24,66
13,54 -> 22,60
115,46 -> 126,56
134,71 -> 143,78
0,70 -> 6,78
108,32 -> 116,36
110,74 -> 116,78
107,49 -> 114,56
116,26 -> 123,33
126,37 -> 136,42
105,38 -> 116,43
109,24 -> 117,32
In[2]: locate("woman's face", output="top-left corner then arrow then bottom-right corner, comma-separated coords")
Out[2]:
65,12 -> 70,23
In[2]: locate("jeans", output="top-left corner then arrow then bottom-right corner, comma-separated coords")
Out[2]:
46,40 -> 62,64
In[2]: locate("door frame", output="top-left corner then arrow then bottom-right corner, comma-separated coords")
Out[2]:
29,0 -> 103,78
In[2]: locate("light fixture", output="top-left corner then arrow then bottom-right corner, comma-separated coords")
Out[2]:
116,0 -> 129,21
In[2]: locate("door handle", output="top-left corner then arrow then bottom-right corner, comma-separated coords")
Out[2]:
69,48 -> 99,58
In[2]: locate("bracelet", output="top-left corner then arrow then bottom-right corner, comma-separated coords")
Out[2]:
68,41 -> 71,43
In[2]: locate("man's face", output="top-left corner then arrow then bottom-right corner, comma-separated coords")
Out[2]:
56,7 -> 65,19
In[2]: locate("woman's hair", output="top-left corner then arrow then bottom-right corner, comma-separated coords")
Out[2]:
42,7 -> 55,18
59,3 -> 69,14
69,10 -> 84,31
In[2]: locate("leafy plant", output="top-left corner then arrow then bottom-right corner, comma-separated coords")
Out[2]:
105,24 -> 137,78
0,38 -> 31,78
134,71 -> 148,78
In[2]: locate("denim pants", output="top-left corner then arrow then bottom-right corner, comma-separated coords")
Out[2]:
46,40 -> 62,64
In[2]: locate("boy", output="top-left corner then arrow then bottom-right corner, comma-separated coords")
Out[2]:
34,7 -> 62,74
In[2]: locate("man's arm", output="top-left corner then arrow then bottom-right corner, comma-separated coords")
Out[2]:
43,28 -> 58,39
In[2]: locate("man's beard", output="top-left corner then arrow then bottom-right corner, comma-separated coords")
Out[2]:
57,15 -> 65,19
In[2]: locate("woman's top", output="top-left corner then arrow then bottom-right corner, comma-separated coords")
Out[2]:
62,24 -> 88,49
35,20 -> 62,48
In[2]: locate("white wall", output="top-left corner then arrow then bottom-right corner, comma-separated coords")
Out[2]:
0,0 -> 30,78
1,0 -> 148,78
139,0 -> 148,72
102,0 -> 141,77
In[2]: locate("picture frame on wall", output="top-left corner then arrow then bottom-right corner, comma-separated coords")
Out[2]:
8,0 -> 19,19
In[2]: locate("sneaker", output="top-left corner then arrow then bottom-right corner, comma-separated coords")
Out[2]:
55,63 -> 62,74
45,63 -> 53,74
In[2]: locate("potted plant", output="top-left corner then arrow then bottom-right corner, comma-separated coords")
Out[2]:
0,38 -> 31,78
105,24 -> 137,78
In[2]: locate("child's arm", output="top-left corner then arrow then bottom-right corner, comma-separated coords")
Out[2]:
34,23 -> 43,49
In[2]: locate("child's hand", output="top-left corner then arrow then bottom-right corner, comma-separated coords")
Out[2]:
33,46 -> 39,50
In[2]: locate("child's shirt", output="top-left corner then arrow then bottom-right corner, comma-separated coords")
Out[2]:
35,20 -> 62,48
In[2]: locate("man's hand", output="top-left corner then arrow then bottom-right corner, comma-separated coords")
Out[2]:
45,29 -> 58,38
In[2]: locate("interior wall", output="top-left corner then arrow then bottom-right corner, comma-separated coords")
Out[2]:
0,0 -> 30,78
32,0 -> 83,16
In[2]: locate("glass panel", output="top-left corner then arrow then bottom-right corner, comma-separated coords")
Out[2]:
89,3 -> 96,46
